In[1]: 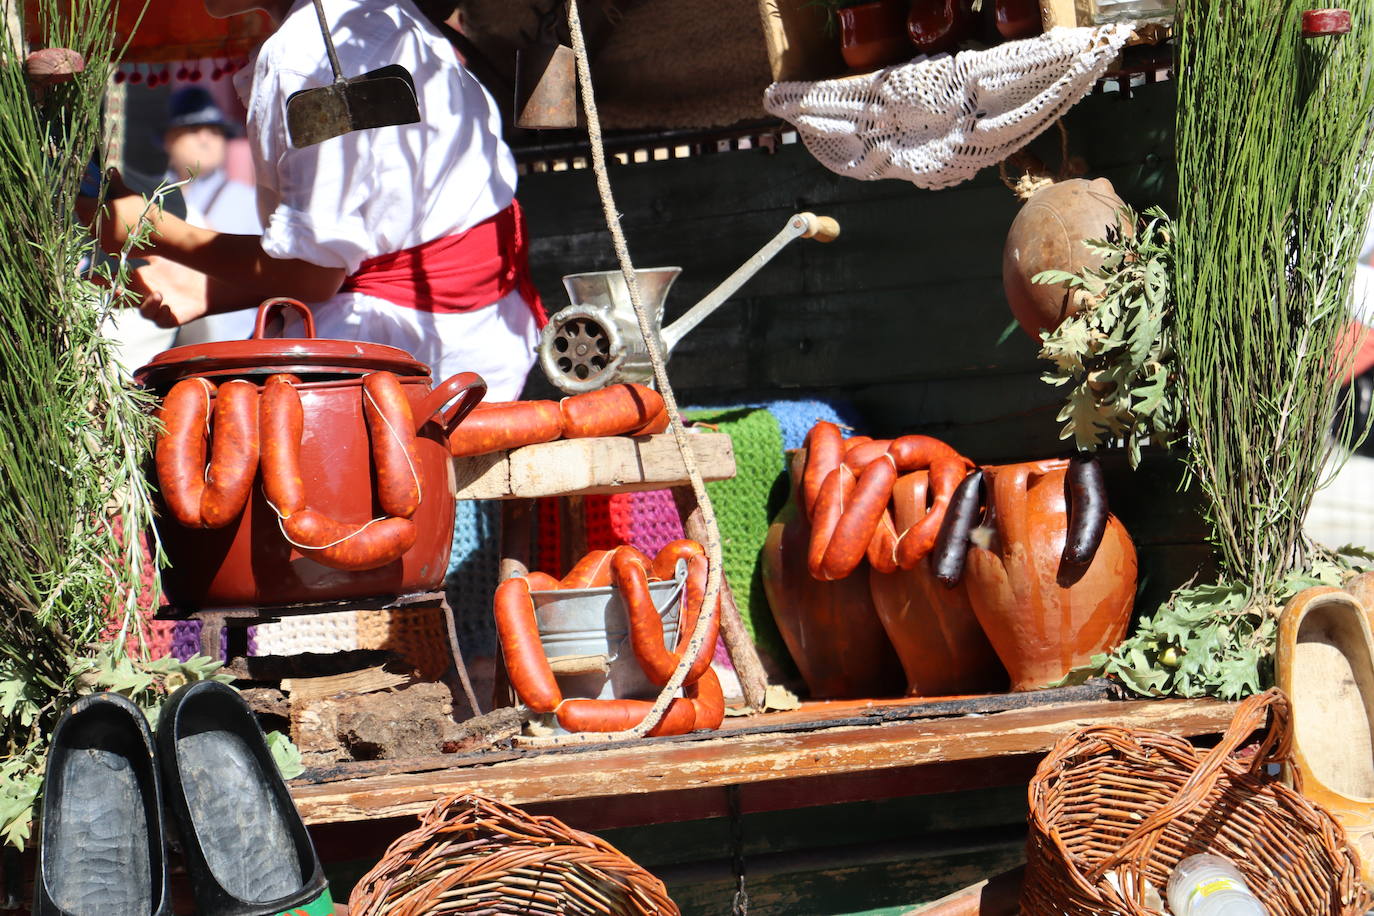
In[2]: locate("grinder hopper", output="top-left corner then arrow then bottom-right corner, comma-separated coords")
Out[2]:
538,212 -> 839,393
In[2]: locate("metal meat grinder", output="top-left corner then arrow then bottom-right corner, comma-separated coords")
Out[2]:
538,212 -> 840,393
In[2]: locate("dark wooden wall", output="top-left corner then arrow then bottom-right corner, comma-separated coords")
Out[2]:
517,78 -> 1211,630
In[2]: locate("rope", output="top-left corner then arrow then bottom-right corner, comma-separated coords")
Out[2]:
516,0 -> 729,747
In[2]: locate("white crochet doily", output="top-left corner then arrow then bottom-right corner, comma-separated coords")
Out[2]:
763,24 -> 1136,190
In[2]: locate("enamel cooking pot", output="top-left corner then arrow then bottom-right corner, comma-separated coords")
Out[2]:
135,299 -> 486,610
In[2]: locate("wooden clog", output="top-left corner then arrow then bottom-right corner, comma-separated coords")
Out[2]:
1277,585 -> 1374,888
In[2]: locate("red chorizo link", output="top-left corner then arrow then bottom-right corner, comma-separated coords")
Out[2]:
670,552 -> 718,685
612,547 -> 681,685
650,538 -> 703,581
867,508 -> 900,574
493,577 -> 562,713
630,407 -> 670,436
560,383 -> 666,438
560,549 -> 617,589
895,456 -> 969,568
448,400 -> 564,457
259,374 -> 306,518
843,438 -> 895,472
555,696 -> 698,737
524,571 -> 562,591
362,372 -> 420,519
802,421 -> 844,517
685,668 -> 725,730
842,435 -> 874,454
199,380 -> 259,529
821,454 -> 897,581
887,435 -> 969,473
807,465 -> 856,581
281,510 -> 416,571
155,378 -> 214,528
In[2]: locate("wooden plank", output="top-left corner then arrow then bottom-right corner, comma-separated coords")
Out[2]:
281,666 -> 409,702
453,432 -> 736,500
290,698 -> 1235,825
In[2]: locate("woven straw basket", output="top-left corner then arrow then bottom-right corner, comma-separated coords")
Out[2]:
1021,689 -> 1370,915
348,793 -> 679,916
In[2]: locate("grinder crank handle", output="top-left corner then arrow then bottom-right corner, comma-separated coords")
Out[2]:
658,212 -> 840,353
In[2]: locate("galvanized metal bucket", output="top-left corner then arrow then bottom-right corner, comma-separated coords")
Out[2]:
531,559 -> 687,702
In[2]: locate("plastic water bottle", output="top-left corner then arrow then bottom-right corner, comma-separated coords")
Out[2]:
1166,854 -> 1268,916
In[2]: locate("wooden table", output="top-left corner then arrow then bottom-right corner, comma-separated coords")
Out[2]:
291,693 -> 1239,832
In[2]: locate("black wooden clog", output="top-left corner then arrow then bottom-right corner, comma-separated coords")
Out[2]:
156,680 -> 330,916
35,692 -> 170,916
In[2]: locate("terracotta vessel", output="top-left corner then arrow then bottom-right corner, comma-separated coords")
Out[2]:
1002,177 -> 1128,339
907,0 -> 975,56
869,470 -> 1007,696
838,0 -> 914,71
135,299 -> 486,609
994,0 -> 1042,40
761,450 -> 905,699
962,458 -> 1136,691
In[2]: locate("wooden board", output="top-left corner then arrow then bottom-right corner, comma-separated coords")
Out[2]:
453,432 -> 736,500
290,698 -> 1235,826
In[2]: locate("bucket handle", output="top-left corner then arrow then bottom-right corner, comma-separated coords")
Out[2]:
252,298 -> 317,340
416,371 -> 487,435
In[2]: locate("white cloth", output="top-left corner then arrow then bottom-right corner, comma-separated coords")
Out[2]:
231,0 -> 534,394
234,0 -> 517,275
763,25 -> 1135,190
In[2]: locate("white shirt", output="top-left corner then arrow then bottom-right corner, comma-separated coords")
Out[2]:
235,0 -> 518,276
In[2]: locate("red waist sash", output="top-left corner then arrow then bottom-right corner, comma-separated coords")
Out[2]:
340,199 -> 546,326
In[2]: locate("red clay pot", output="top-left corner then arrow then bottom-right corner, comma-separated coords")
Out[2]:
962,458 -> 1136,691
907,0 -> 975,55
994,0 -> 1042,40
135,299 -> 486,609
838,0 -> 914,71
869,470 -> 1008,696
761,450 -> 905,699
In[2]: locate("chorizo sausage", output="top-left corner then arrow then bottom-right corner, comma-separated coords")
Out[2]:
199,380 -> 259,529
362,372 -> 421,519
155,378 -> 214,528
612,547 -> 679,684
560,549 -> 617,589
802,421 -> 844,517
866,509 -> 900,574
281,510 -> 416,571
1062,455 -> 1108,568
931,469 -> 984,587
524,571 -> 562,591
560,384 -> 666,438
630,407 -> 670,436
887,435 -> 968,473
685,668 -> 725,730
894,456 -> 968,569
493,576 -> 562,713
555,696 -> 698,737
842,438 -> 894,472
820,454 -> 896,581
448,400 -> 564,457
842,435 -> 874,454
670,552 -> 719,685
650,538 -> 703,582
259,374 -> 306,518
807,465 -> 855,580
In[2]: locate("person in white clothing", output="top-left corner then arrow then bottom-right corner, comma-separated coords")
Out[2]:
81,0 -> 544,402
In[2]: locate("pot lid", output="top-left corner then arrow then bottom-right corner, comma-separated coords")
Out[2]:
134,298 -> 430,387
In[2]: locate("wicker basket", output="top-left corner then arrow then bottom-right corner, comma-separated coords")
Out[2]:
348,794 -> 680,916
1022,689 -> 1370,915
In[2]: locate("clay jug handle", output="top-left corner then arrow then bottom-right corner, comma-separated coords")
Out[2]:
417,371 -> 487,436
989,463 -> 1033,558
252,298 -> 316,339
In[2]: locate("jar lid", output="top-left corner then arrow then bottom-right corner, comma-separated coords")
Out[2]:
133,298 -> 430,388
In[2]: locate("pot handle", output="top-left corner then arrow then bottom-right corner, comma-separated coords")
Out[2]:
252,298 -> 317,339
416,371 -> 487,435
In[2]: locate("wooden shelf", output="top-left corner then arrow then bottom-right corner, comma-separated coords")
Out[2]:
452,431 -> 737,500
289,696 -> 1236,830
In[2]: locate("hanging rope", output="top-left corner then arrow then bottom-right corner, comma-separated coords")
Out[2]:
515,0 -> 730,747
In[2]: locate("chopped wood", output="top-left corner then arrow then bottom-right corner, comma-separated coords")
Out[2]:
238,686 -> 289,720
282,665 -> 410,702
547,654 -> 610,676
453,432 -> 736,500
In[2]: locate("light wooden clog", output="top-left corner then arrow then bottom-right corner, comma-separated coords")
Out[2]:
1277,584 -> 1374,888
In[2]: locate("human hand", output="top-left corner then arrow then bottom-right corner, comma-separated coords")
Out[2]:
124,257 -> 210,329
77,168 -> 164,257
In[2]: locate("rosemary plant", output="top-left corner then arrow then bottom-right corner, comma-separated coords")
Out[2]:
1173,0 -> 1374,599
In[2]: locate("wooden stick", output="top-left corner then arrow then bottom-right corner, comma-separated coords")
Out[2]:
673,486 -> 769,710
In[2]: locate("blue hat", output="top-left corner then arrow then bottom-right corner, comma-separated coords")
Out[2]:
165,87 -> 237,136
